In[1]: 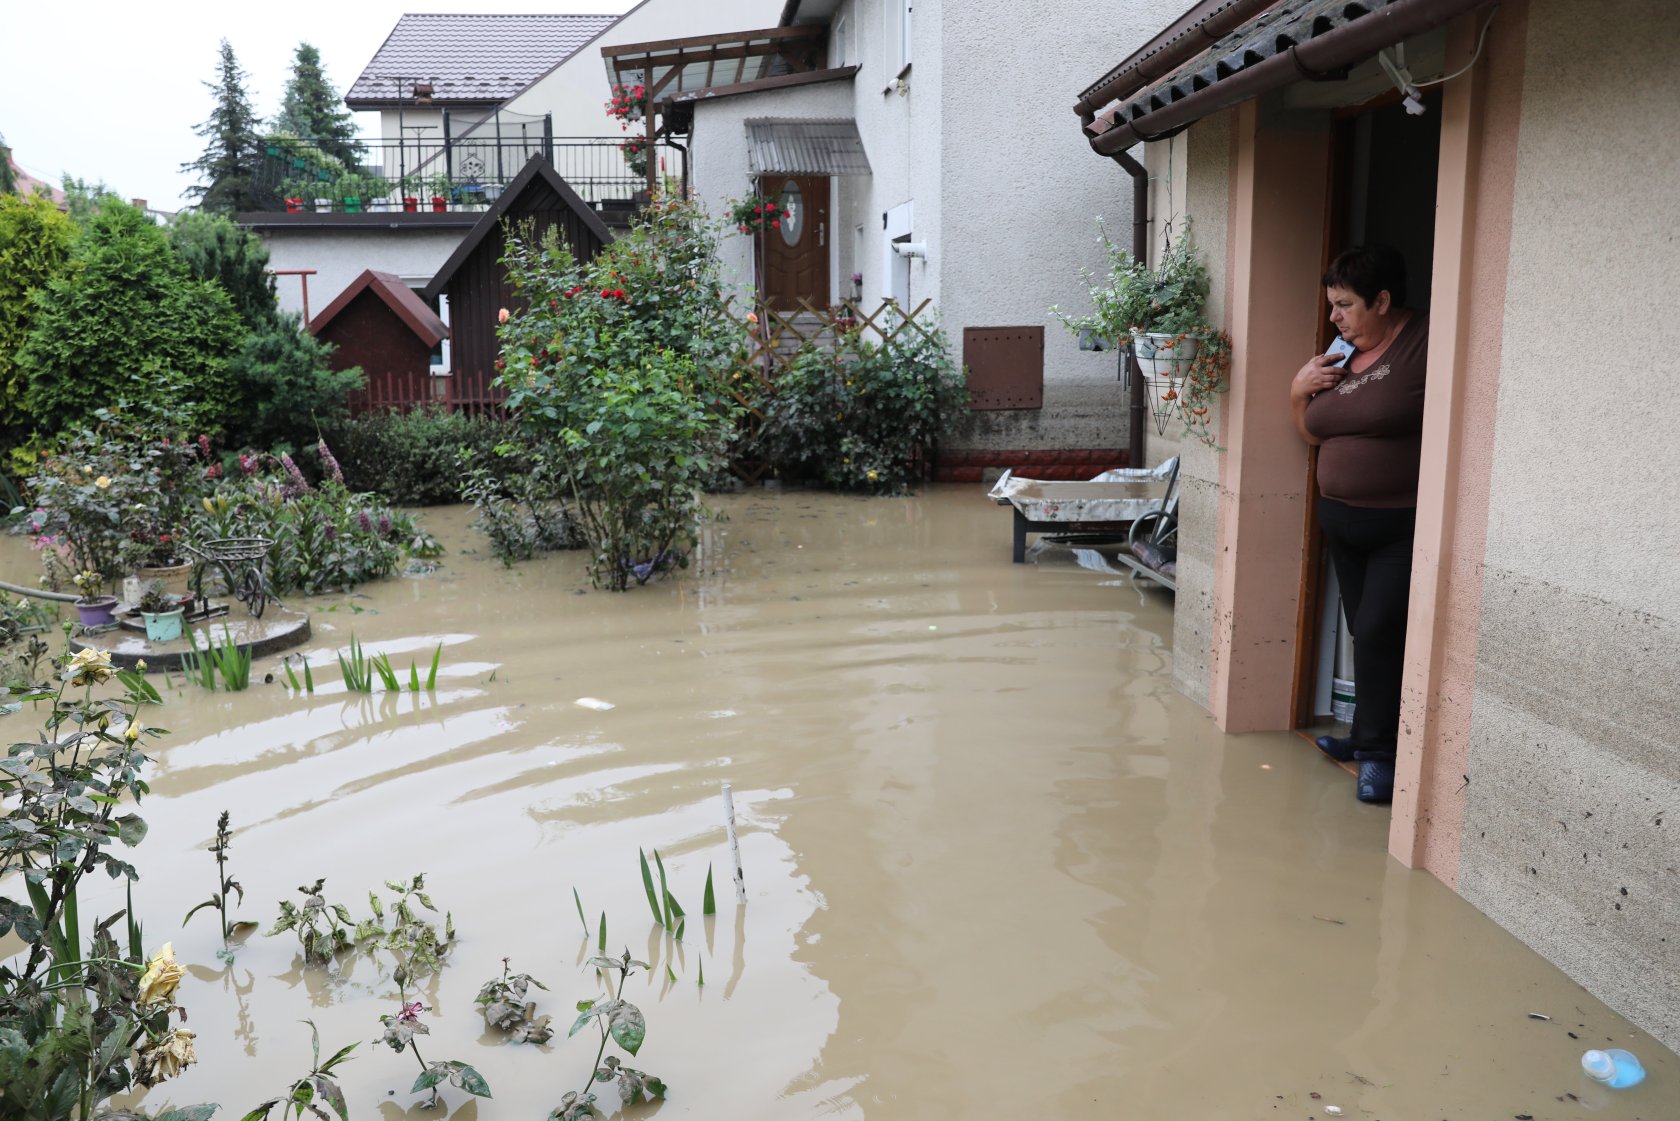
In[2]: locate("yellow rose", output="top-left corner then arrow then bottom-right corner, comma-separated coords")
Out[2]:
133,1027 -> 197,1087
125,719 -> 143,743
65,647 -> 115,687
94,476 -> 112,489
137,943 -> 185,1006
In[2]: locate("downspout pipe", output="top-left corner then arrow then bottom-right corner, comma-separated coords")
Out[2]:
1087,0 -> 1490,156
1087,119 -> 1151,467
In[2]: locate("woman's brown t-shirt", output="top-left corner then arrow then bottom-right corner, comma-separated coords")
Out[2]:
1303,311 -> 1429,508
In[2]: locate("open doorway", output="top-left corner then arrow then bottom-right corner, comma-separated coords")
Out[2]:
1292,89 -> 1442,729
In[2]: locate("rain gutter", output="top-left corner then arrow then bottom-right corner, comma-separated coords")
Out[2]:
1073,0 -> 1281,117
1081,0 -> 1490,156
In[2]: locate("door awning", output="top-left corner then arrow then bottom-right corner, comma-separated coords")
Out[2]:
747,119 -> 871,176
1077,0 -> 1493,156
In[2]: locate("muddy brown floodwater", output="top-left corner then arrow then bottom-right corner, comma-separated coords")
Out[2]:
3,487 -> 1674,1120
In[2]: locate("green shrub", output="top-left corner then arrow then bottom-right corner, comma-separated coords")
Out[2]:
19,199 -> 244,436
169,210 -> 278,331
497,197 -> 740,589
0,193 -> 74,458
224,313 -> 362,453
460,448 -> 581,565
324,407 -> 520,505
757,327 -> 968,494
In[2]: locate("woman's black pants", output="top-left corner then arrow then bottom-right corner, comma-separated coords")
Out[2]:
1318,498 -> 1416,756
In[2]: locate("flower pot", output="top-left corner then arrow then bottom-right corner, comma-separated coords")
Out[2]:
431,196 -> 447,212
343,197 -> 362,213
314,198 -> 333,212
1130,329 -> 1200,406
74,596 -> 119,628
142,608 -> 185,643
403,197 -> 419,212
286,198 -> 304,213
138,561 -> 194,601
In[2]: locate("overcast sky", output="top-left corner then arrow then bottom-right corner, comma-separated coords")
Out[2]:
2,0 -> 636,212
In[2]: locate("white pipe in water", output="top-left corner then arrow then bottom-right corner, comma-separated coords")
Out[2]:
722,781 -> 746,904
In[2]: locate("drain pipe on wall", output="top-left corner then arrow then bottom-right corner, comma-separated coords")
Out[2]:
1101,142 -> 1150,465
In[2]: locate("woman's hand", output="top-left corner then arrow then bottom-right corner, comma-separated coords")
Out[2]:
1291,353 -> 1346,403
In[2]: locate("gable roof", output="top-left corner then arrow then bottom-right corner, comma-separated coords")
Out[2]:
310,269 -> 448,347
347,13 -> 620,108
423,155 -> 615,301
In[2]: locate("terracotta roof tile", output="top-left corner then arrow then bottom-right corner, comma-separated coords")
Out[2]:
347,13 -> 619,106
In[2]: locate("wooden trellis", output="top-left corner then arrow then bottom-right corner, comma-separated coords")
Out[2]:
718,297 -> 937,483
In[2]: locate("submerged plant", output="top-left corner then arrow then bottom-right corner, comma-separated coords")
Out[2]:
265,878 -> 354,964
476,957 -> 553,1043
353,873 -> 455,977
336,634 -> 372,693
553,948 -> 666,1120
182,809 -> 256,959
377,991 -> 491,1108
239,1019 -> 356,1121
181,626 -> 251,691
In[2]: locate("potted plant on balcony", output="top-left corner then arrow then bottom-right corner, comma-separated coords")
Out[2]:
1053,219 -> 1231,446
136,581 -> 185,643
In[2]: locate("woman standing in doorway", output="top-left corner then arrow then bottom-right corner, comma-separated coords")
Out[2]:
1290,246 -> 1428,804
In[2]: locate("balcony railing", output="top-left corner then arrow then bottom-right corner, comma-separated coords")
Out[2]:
253,123 -> 683,213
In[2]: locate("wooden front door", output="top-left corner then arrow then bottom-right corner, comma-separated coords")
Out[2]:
757,175 -> 829,310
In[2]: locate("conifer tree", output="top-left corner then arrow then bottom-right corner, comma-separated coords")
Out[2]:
183,39 -> 266,215
274,42 -> 362,166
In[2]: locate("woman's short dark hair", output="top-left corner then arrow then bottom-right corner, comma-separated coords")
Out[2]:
1322,245 -> 1407,308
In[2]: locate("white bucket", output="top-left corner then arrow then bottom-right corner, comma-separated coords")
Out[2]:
1331,677 -> 1357,725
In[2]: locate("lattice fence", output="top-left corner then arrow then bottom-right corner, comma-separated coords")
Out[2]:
718,298 -> 937,483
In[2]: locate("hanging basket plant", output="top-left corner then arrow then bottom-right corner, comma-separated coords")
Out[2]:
729,196 -> 781,235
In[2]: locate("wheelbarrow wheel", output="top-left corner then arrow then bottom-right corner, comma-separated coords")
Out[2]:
239,569 -> 268,619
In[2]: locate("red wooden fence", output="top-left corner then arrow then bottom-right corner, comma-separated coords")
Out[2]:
347,370 -> 509,418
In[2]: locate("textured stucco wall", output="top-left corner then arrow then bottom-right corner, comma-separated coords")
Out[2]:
937,0 -> 1184,452
1167,111 -> 1233,708
1455,0 -> 1680,1052
260,228 -> 467,319
503,0 -> 782,135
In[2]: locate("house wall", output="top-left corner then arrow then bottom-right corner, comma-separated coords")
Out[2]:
502,0 -> 783,137
937,0 -> 1184,456
1451,0 -> 1680,1052
261,227 -> 468,319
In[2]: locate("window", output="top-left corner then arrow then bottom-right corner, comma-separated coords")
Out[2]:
887,0 -> 913,75
833,14 -> 849,68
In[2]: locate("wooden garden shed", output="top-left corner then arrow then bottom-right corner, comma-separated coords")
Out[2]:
422,154 -> 615,409
308,269 -> 450,413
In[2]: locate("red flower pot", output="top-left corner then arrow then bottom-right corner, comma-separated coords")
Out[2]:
431,197 -> 447,212
403,197 -> 418,212
285,198 -> 304,213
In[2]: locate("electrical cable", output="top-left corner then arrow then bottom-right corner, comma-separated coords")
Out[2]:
1413,4 -> 1500,87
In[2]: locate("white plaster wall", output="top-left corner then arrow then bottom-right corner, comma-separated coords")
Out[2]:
1456,0 -> 1680,1053
259,228 -> 468,319
690,80 -> 859,300
503,0 -> 783,137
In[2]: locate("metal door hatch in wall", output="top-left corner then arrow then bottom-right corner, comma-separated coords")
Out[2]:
963,326 -> 1044,410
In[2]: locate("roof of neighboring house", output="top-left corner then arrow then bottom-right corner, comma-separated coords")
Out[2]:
347,13 -> 620,108
423,154 -> 614,301
4,152 -> 68,209
310,269 -> 449,347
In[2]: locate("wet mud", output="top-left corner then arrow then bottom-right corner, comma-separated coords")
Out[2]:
2,487 -> 1673,1118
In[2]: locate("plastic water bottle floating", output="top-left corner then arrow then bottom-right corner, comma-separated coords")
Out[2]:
1581,1048 -> 1645,1089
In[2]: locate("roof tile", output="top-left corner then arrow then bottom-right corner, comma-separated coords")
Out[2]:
348,13 -> 619,106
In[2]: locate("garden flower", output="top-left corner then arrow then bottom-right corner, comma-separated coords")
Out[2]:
138,943 -> 185,1005
318,439 -> 344,484
125,718 -> 143,743
94,476 -> 112,489
65,647 -> 115,687
498,307 -> 510,323
134,1027 -> 197,1087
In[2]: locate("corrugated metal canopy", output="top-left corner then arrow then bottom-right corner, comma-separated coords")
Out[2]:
601,26 -> 826,104
747,119 -> 871,176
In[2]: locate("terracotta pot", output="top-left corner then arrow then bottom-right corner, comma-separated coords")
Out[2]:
138,561 -> 194,601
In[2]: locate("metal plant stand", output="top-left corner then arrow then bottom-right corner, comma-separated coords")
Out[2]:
186,538 -> 276,618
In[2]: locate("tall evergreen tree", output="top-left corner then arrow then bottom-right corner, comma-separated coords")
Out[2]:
183,39 -> 266,215
274,42 -> 361,166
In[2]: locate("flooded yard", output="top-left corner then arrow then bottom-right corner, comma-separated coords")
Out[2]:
3,487 -> 1673,1119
